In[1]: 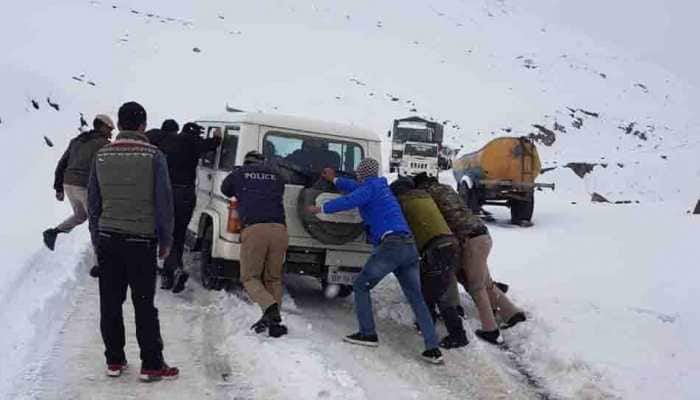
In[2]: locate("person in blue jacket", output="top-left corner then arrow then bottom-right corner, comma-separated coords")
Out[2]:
307,158 -> 444,364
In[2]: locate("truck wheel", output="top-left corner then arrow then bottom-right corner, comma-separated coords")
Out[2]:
458,182 -> 480,213
510,193 -> 535,223
200,224 -> 223,290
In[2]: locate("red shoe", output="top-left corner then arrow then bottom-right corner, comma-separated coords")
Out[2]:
139,363 -> 179,382
106,362 -> 128,377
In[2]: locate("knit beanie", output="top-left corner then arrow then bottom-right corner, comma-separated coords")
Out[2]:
355,158 -> 379,180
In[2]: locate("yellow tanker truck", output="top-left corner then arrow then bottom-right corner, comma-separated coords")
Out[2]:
452,136 -> 554,226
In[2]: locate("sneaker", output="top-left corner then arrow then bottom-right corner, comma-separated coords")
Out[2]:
475,329 -> 504,345
421,348 -> 444,364
139,363 -> 179,382
42,228 -> 59,251
172,269 -> 189,293
439,334 -> 469,349
343,332 -> 379,347
106,362 -> 128,377
501,312 -> 527,330
160,274 -> 174,290
268,323 -> 288,338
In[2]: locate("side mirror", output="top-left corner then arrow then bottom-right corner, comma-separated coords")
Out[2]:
387,130 -> 392,138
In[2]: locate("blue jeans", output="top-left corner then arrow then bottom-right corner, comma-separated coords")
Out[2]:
352,235 -> 439,350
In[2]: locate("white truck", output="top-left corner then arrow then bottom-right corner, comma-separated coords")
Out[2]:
186,112 -> 381,297
388,117 -> 443,177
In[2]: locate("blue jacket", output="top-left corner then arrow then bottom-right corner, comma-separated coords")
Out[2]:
322,177 -> 410,246
220,163 -> 286,227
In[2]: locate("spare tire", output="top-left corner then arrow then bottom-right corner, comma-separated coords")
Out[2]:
298,188 -> 365,245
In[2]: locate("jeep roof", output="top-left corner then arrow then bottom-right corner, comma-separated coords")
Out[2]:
197,112 -> 381,143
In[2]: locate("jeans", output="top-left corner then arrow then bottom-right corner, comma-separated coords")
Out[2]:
98,232 -> 164,369
352,235 -> 439,350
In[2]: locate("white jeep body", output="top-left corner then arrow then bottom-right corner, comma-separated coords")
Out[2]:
188,112 -> 381,287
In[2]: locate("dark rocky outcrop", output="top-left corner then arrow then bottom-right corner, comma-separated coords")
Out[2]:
591,192 -> 610,203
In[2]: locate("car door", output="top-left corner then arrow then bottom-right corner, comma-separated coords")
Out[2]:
213,125 -> 240,242
192,125 -> 223,223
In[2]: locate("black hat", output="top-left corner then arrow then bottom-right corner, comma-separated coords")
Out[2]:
161,119 -> 179,133
244,150 -> 265,165
389,176 -> 416,196
182,122 -> 204,135
118,101 -> 147,131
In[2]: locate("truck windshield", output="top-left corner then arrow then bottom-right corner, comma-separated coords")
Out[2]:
394,127 -> 433,143
404,143 -> 438,158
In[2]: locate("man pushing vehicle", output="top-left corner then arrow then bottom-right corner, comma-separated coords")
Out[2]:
307,158 -> 444,364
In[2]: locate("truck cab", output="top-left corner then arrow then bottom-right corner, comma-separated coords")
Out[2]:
388,117 -> 443,177
187,112 -> 381,296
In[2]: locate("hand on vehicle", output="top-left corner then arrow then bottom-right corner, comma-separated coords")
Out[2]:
321,168 -> 336,182
55,191 -> 64,201
159,245 -> 171,259
306,205 -> 322,214
212,128 -> 223,139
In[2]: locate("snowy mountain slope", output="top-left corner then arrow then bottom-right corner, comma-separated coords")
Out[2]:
1,0 -> 698,399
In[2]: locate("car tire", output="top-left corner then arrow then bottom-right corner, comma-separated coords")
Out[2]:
337,285 -> 353,298
298,188 -> 365,245
200,224 -> 222,290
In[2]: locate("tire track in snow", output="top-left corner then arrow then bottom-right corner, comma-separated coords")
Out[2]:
285,276 -> 538,400
16,252 -> 254,400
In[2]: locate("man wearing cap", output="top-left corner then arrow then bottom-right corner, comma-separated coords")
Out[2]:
220,150 -> 289,338
307,158 -> 444,364
148,120 -> 222,293
44,114 -> 114,251
88,101 -> 179,381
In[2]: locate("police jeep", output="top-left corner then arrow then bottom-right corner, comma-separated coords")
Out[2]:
186,111 -> 381,297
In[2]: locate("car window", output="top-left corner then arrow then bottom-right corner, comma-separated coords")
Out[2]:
218,126 -> 240,171
263,131 -> 364,175
201,126 -> 221,168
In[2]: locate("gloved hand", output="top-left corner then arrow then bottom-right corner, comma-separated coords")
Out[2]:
56,191 -> 64,201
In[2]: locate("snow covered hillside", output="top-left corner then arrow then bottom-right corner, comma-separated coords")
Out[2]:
1,0 -> 698,399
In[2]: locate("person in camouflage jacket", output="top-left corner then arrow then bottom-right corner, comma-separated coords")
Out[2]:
414,173 -> 526,345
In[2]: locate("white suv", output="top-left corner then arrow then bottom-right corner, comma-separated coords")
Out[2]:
186,112 -> 381,297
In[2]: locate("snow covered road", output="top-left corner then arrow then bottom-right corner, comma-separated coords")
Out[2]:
9,254 -> 547,400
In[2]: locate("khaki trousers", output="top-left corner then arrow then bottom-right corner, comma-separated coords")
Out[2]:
57,184 -> 89,232
240,223 -> 289,311
460,235 -> 521,322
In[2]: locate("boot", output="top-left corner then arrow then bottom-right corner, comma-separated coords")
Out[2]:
160,272 -> 174,290
251,303 -> 282,334
440,306 -> 469,349
264,303 -> 287,338
42,228 -> 60,251
172,268 -> 190,293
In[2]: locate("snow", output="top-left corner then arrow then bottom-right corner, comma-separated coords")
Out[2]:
1,0 -> 699,399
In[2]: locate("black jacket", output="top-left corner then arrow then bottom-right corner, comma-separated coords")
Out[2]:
146,129 -> 221,186
54,130 -> 111,190
220,163 -> 286,227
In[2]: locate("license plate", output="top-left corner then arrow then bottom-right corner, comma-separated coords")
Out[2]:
327,270 -> 358,285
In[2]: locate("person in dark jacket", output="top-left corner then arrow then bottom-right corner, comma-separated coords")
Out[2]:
43,115 -> 113,251
87,101 -> 179,381
220,151 -> 289,338
148,120 -> 222,292
414,173 -> 526,345
307,159 -> 444,364
389,177 -> 468,349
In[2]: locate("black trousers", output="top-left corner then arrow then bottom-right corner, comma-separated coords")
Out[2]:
97,232 -> 164,369
163,185 -> 196,275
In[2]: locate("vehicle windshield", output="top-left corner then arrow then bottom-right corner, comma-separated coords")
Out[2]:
394,127 -> 433,143
263,131 -> 364,184
404,142 -> 438,158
